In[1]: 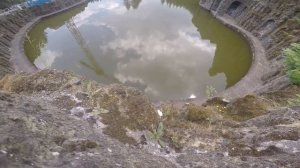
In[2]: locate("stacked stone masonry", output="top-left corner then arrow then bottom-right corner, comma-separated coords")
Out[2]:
0,0 -> 85,79
0,9 -> 34,78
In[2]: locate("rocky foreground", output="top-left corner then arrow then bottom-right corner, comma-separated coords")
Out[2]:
0,70 -> 300,168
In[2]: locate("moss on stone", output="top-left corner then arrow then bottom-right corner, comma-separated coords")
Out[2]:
0,70 -> 74,93
225,95 -> 273,121
91,85 -> 160,144
203,97 -> 229,107
0,70 -> 160,145
186,104 -> 214,124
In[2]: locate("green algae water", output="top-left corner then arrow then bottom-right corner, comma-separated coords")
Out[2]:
24,0 -> 252,101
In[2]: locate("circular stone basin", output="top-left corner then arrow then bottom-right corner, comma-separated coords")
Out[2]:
24,0 -> 252,102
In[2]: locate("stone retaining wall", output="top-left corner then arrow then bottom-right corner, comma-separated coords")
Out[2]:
0,0 -> 88,79
0,9 -> 34,78
30,0 -> 82,16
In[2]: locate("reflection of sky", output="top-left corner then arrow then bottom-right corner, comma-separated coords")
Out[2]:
34,0 -> 226,101
74,0 -> 126,27
34,48 -> 62,69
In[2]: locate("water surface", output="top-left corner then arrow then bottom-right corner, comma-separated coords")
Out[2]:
25,0 -> 252,101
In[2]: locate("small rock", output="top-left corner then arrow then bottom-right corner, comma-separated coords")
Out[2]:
196,150 -> 208,154
0,150 -> 7,154
157,109 -> 163,117
189,94 -> 197,99
70,107 -> 85,117
52,152 -> 60,156
73,79 -> 81,85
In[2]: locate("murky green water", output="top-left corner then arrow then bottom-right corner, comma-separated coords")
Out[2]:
24,0 -> 252,101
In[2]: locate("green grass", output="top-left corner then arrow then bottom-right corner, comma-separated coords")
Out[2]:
147,122 -> 165,147
206,85 -> 217,97
293,16 -> 300,25
287,94 -> 300,107
147,122 -> 164,141
284,43 -> 300,85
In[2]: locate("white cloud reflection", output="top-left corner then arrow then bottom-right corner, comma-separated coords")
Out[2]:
81,0 -> 220,100
34,0 -> 227,101
102,28 -> 219,100
34,49 -> 62,69
73,0 -> 126,27
179,30 -> 216,55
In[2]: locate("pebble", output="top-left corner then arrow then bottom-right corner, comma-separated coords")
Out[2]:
0,150 -> 7,154
70,107 -> 85,117
52,152 -> 60,156
157,109 -> 163,117
189,94 -> 197,99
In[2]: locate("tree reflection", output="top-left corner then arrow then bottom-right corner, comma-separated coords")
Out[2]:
124,0 -> 142,10
24,4 -> 87,62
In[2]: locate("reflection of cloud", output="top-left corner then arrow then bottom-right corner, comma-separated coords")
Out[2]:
34,0 -> 227,101
105,32 -> 182,60
104,29 -> 217,60
73,8 -> 95,25
179,30 -> 216,55
73,0 -> 126,27
115,73 -> 145,84
46,28 -> 58,33
101,28 -> 219,100
34,49 -> 62,69
87,21 -> 119,35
